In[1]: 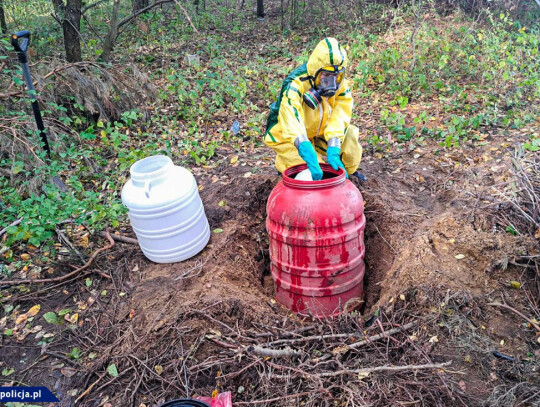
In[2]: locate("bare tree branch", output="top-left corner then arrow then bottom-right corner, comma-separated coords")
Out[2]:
117,0 -> 175,29
173,0 -> 199,34
82,0 -> 108,13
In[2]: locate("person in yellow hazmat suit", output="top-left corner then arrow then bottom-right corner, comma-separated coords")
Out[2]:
263,37 -> 362,180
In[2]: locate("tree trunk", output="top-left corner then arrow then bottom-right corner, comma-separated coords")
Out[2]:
63,0 -> 82,62
100,0 -> 121,63
132,0 -> 149,13
0,0 -> 7,34
51,0 -> 83,62
257,0 -> 264,17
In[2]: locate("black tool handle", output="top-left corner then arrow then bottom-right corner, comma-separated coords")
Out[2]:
11,30 -> 31,63
11,30 -> 52,159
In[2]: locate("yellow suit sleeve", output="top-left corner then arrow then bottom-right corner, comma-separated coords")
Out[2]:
277,83 -> 307,143
324,79 -> 353,142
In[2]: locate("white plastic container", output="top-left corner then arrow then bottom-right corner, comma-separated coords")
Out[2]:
121,155 -> 210,263
295,169 -> 313,181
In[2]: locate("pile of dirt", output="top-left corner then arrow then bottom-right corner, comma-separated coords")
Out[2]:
126,170 -> 281,338
6,135 -> 538,407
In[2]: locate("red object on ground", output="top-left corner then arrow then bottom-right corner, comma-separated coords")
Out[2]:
196,392 -> 232,407
266,164 -> 366,317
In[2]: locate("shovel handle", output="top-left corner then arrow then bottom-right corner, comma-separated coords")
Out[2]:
11,30 -> 31,57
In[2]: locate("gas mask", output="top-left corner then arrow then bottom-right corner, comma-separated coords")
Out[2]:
303,65 -> 345,109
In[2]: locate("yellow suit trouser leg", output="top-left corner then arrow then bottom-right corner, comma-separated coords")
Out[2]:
341,124 -> 363,175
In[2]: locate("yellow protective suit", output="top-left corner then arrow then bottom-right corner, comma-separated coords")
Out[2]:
264,37 -> 362,175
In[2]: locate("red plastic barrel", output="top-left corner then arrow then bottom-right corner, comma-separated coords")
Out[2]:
266,164 -> 366,317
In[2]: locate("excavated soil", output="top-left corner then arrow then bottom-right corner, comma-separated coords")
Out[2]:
9,136 -> 537,406
108,137 -> 539,406
127,170 -> 282,338
128,136 -> 538,339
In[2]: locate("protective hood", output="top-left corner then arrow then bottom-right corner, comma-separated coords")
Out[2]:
306,37 -> 348,78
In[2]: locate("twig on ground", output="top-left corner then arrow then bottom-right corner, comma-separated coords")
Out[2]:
75,373 -> 106,404
99,231 -> 138,245
56,228 -> 86,263
0,228 -> 114,286
235,391 -> 316,405
0,217 -> 23,238
487,302 -> 540,333
334,320 -> 419,356
246,344 -> 303,358
314,361 -> 452,378
0,62 -> 104,99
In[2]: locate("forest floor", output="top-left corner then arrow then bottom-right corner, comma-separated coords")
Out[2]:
0,5 -> 539,407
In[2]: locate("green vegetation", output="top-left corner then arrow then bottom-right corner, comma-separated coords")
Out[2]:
0,0 -> 539,260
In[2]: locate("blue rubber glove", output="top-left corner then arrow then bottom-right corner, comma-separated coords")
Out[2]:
297,141 -> 323,180
327,146 -> 348,179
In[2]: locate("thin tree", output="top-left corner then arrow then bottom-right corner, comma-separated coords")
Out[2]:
257,0 -> 264,18
51,0 -> 83,62
0,0 -> 7,34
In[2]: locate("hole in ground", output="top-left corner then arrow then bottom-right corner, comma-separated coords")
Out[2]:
361,192 -> 396,311
244,176 -> 396,315
133,171 -> 396,325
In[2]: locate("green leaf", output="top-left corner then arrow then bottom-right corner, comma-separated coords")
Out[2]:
107,363 -> 119,377
4,329 -> 13,336
505,225 -> 517,235
2,367 -> 15,376
67,347 -> 82,359
5,225 -> 18,235
213,228 -> 224,234
58,308 -> 72,316
43,312 -> 58,324
85,278 -> 93,287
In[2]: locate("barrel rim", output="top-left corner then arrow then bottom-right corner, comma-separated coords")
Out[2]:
283,164 -> 345,188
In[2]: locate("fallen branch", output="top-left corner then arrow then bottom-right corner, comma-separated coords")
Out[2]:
316,361 -> 452,378
270,361 -> 452,381
99,231 -> 138,245
246,344 -> 302,358
209,334 -> 303,358
56,228 -> 86,263
0,228 -> 114,286
235,391 -> 315,405
0,62 -> 103,100
334,320 -> 419,356
75,373 -> 106,404
488,302 -> 540,333
206,336 -> 239,349
0,217 -> 23,238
